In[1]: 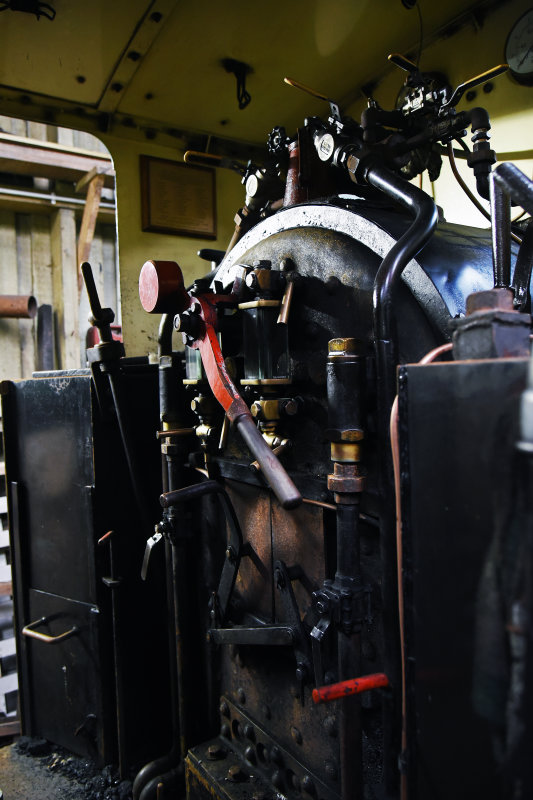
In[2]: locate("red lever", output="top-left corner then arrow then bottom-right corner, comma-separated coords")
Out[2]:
139,260 -> 302,510
312,673 -> 390,704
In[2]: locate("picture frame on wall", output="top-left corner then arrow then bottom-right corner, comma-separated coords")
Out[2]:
140,155 -> 217,239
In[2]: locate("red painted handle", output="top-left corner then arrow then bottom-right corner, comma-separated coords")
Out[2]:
312,673 -> 389,704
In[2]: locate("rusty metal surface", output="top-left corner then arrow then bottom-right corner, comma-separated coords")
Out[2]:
271,500 -> 325,620
225,481 -> 273,621
0,294 -> 37,318
186,697 -> 339,800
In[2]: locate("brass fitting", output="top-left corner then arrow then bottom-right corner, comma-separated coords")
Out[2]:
251,398 -> 280,421
330,441 -> 363,463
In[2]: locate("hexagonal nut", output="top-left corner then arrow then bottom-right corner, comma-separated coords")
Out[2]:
346,151 -> 367,184
466,288 -> 514,315
327,473 -> 366,493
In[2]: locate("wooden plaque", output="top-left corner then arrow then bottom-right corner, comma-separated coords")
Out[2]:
140,155 -> 216,239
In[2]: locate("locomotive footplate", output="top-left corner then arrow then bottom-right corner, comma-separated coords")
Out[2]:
185,697 -> 338,800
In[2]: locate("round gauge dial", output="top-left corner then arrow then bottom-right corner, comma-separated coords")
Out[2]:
505,9 -> 533,85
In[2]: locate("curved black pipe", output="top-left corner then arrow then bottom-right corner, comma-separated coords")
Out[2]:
365,163 -> 437,796
368,164 -> 438,345
495,163 -> 533,216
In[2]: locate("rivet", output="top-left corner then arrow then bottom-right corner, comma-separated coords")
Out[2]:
325,760 -> 338,781
271,770 -> 284,790
270,746 -> 283,765
244,745 -> 256,763
207,743 -> 226,760
302,775 -> 315,795
244,724 -> 255,741
219,700 -> 229,717
261,704 -> 271,720
221,723 -> 230,739
290,726 -> 302,745
227,764 -> 246,782
237,688 -> 246,704
323,716 -> 337,738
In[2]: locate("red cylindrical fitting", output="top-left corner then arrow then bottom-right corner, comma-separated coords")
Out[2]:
0,295 -> 37,319
139,259 -> 190,314
312,672 -> 389,704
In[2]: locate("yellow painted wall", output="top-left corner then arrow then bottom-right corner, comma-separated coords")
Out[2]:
100,134 -> 244,356
102,0 -> 533,356
346,0 -> 533,227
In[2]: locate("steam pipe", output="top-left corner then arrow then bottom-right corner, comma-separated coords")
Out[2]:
365,164 -> 437,796
494,162 -> 533,216
489,174 -> 511,288
367,164 -> 438,344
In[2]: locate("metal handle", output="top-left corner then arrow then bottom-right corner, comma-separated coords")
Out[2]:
22,616 -> 79,645
236,415 -> 301,509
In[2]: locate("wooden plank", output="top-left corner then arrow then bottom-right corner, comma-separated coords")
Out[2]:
0,719 -> 21,737
76,165 -> 112,194
102,225 -> 118,316
30,215 -> 53,308
0,582 -> 12,597
16,214 -> 36,379
0,209 -> 21,380
51,208 -> 79,370
0,192 -> 115,221
0,672 -> 18,714
73,130 -> 109,154
0,637 -> 15,659
56,127 -> 74,148
0,137 -> 114,187
27,122 -> 48,141
77,173 -> 105,277
0,117 -> 26,137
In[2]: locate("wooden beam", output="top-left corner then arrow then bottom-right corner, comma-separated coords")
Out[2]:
52,209 -> 79,370
77,173 -> 106,288
0,191 -> 114,220
0,135 -> 114,187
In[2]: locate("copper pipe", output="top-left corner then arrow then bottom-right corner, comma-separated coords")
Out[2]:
0,294 -> 37,318
417,342 -> 453,365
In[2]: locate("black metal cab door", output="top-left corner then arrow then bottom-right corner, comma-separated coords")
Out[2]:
22,588 -> 107,759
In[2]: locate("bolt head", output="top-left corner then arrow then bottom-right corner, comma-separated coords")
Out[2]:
290,726 -> 302,745
219,700 -> 229,717
227,764 -> 246,782
207,743 -> 226,760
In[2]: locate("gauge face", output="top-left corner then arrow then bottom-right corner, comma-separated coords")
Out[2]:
505,9 -> 533,84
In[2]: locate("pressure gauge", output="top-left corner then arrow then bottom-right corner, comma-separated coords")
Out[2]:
505,9 -> 533,85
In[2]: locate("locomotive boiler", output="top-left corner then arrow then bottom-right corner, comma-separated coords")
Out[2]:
127,57 -> 533,800
5,52 -> 533,800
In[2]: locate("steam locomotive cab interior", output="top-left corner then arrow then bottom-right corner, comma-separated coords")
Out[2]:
0,2 -> 532,800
